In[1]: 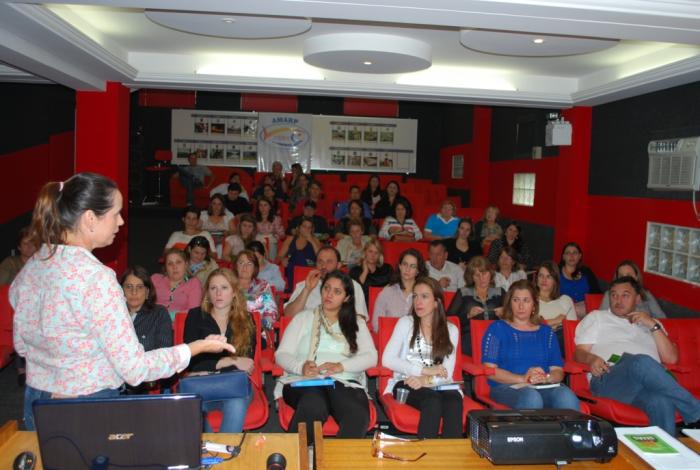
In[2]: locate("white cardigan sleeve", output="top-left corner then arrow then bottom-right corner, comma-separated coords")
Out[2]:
382,316 -> 423,377
340,318 -> 377,372
274,312 -> 309,375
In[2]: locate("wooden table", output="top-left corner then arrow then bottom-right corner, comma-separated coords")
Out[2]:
0,421 -> 304,470
319,434 -> 700,469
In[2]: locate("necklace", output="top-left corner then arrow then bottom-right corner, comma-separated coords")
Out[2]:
415,330 -> 434,367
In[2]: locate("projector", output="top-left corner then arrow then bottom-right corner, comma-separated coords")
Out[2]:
545,119 -> 572,146
469,409 -> 617,465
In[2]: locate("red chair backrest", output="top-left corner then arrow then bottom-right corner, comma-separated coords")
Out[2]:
660,319 -> 700,395
380,240 -> 429,267
368,286 -> 383,330
562,319 -> 589,393
155,149 -> 172,163
173,312 -> 188,345
584,294 -> 604,313
469,319 -> 495,399
443,291 -> 456,310
292,266 -> 315,290
377,316 -> 461,394
455,208 -> 484,221
0,285 -> 13,346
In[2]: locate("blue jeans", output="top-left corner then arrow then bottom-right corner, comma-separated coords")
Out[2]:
590,353 -> 700,435
24,385 -> 121,431
490,382 -> 580,411
202,393 -> 252,433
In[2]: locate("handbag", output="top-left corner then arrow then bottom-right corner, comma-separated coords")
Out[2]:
179,369 -> 251,402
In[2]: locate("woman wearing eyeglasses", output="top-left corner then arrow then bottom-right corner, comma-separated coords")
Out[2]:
233,250 -> 278,330
151,248 -> 203,320
187,236 -> 219,286
372,249 -> 429,333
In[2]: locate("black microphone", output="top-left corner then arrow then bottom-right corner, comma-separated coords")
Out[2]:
266,452 -> 286,470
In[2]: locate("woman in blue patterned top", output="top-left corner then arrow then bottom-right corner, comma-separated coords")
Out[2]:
481,280 -> 580,411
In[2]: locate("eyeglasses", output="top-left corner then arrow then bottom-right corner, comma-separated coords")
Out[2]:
237,261 -> 254,268
399,262 -> 418,270
370,431 -> 426,462
124,284 -> 146,292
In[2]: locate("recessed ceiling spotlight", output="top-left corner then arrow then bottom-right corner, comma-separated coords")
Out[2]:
221,17 -> 236,24
363,61 -> 372,65
533,38 -> 545,44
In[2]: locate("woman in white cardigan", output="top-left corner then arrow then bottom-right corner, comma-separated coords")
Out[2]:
382,277 -> 463,438
275,270 -> 377,441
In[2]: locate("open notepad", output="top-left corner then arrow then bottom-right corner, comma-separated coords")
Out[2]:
616,426 -> 700,470
426,381 -> 463,391
279,375 -> 335,387
509,382 -> 561,390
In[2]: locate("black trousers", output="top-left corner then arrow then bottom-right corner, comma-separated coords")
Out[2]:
393,382 -> 463,439
282,382 -> 369,442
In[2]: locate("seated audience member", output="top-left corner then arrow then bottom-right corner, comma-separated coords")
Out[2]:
361,175 -> 383,216
224,183 -> 253,216
222,214 -> 258,260
336,220 -> 371,270
424,200 -> 460,240
334,200 -> 376,240
151,248 -> 203,319
210,171 -> 250,200
184,269 -> 255,433
443,218 -> 480,269
374,180 -> 407,220
378,198 -> 422,241
0,227 -> 37,285
284,246 -> 368,318
334,185 -> 372,221
493,246 -> 527,291
487,221 -> 531,269
349,240 -> 393,302
287,200 -> 330,240
535,261 -> 576,352
278,217 -> 321,290
187,236 -> 219,286
253,175 -> 286,203
199,194 -> 234,257
599,260 -> 666,318
483,280 -> 580,411
165,206 -> 216,254
269,160 -> 288,195
426,240 -> 464,292
247,240 -> 285,293
289,172 -> 309,213
559,242 -> 601,317
255,197 -> 285,261
575,277 -> 700,435
177,151 -> 212,205
233,250 -> 279,330
447,256 -> 504,354
120,265 -> 174,394
372,249 -> 428,333
288,163 -> 303,190
275,271 -> 377,442
382,277 -> 463,438
474,205 -> 503,248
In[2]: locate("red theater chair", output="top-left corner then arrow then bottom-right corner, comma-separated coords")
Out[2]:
660,319 -> 700,398
562,320 -> 683,426
380,240 -> 429,267
0,285 -> 14,369
370,316 -> 484,435
272,316 -> 377,436
584,293 -> 604,313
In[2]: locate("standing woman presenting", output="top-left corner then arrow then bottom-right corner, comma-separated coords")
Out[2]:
10,173 -> 234,430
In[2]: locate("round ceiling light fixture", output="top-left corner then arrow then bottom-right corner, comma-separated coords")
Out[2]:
304,33 -> 432,74
460,30 -> 617,57
145,10 -> 311,39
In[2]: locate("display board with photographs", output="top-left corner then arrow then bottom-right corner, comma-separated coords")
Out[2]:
171,110 -> 258,167
312,115 -> 417,173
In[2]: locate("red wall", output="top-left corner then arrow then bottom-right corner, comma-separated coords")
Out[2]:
586,195 -> 700,311
0,131 -> 74,223
439,143 -> 472,190
343,98 -> 398,117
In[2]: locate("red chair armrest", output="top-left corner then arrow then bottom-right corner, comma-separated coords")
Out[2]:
260,357 -> 275,373
462,362 -> 495,376
272,365 -> 284,376
564,360 -> 589,374
366,366 -> 392,378
665,363 -> 691,373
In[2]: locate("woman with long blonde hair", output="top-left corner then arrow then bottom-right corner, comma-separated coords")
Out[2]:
184,268 -> 256,432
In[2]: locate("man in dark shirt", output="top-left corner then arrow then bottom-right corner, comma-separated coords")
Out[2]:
224,183 -> 253,215
287,200 -> 330,238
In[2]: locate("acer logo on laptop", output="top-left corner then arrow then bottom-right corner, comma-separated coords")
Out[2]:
108,433 -> 134,441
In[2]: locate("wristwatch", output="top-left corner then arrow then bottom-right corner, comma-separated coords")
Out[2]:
649,322 -> 662,333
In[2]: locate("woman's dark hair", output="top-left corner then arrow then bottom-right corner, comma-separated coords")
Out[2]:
234,249 -> 260,279
392,198 -> 413,220
559,242 -> 584,278
366,175 -> 381,194
245,240 -> 266,257
321,270 -> 359,354
237,214 -> 258,244
501,221 -> 523,252
207,194 -> 226,216
496,245 -> 519,272
385,180 -> 401,196
16,226 -> 32,247
297,216 -> 315,233
391,248 -> 428,289
456,217 -> 475,241
255,197 -> 276,223
408,277 -> 454,363
502,279 -> 541,325
535,261 -> 562,300
186,236 -> 212,262
30,172 -> 118,257
119,265 -> 157,310
182,206 -> 200,219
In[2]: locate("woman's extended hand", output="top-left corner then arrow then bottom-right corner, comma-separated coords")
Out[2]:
189,335 -> 236,356
468,306 -> 485,318
302,360 -> 320,377
524,367 -> 547,384
234,357 -> 255,374
421,365 -> 447,378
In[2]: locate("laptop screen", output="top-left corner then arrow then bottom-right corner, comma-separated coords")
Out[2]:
33,394 -> 202,470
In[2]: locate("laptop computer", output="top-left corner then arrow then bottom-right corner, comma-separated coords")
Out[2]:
33,394 -> 203,470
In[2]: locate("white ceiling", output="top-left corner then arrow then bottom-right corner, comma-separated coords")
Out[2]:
1,0 -> 700,108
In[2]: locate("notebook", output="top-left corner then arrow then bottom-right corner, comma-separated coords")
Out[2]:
33,394 -> 203,470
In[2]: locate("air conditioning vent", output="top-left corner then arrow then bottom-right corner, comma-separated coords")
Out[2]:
647,137 -> 700,190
